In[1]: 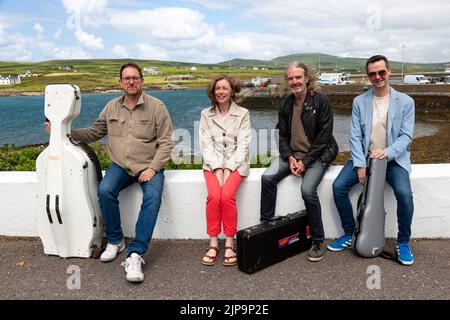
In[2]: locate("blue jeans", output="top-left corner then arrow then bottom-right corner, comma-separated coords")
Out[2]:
260,157 -> 329,241
98,163 -> 164,255
332,159 -> 414,243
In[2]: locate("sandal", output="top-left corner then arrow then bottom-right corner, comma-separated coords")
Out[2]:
201,246 -> 219,266
223,246 -> 237,266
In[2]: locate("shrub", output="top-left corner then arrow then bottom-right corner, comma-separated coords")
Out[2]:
0,143 -> 274,171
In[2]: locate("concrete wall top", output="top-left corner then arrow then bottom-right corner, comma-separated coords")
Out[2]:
1,164 -> 450,239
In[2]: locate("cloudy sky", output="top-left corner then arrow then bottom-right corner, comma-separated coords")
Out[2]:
1,0 -> 449,63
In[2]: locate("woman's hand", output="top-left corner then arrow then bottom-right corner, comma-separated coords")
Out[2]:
214,168 -> 224,186
44,121 -> 51,133
223,168 -> 231,186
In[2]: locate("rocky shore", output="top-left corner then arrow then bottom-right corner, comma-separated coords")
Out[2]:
0,83 -> 191,97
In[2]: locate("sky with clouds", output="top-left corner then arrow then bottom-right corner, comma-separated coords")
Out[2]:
1,0 -> 449,64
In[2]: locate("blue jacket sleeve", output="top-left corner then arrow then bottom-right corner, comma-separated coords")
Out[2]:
349,98 -> 367,168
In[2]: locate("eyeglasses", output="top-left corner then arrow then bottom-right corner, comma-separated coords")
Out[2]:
368,69 -> 387,78
121,76 -> 141,82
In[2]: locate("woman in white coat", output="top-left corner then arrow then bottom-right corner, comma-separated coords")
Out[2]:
199,75 -> 251,266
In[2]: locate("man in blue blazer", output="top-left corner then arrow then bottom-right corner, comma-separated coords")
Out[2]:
327,55 -> 415,265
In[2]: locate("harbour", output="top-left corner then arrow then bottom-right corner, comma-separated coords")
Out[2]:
0,89 -> 441,155
236,84 -> 450,113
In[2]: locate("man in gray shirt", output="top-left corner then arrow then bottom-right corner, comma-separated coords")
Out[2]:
45,62 -> 174,282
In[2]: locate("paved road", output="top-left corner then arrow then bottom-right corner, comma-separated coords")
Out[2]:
0,238 -> 448,301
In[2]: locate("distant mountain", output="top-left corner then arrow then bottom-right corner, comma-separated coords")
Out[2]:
218,53 -> 449,72
1,54 -> 449,76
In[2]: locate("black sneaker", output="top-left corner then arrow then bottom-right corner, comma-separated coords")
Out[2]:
308,241 -> 325,262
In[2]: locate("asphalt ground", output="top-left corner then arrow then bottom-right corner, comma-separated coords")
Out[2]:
1,237 -> 448,302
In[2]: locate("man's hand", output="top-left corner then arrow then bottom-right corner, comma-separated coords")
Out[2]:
44,121 -> 51,134
288,156 -> 300,176
370,149 -> 388,159
357,167 -> 366,185
289,156 -> 305,176
294,159 -> 305,176
138,168 -> 156,183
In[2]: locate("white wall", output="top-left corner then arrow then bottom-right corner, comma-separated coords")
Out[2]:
1,164 -> 450,239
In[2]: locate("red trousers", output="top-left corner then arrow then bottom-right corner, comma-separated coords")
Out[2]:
203,170 -> 245,237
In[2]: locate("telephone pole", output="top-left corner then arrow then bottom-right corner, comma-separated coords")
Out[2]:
401,44 -> 405,83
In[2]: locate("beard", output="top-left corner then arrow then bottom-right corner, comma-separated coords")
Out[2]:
292,85 -> 307,97
125,86 -> 142,97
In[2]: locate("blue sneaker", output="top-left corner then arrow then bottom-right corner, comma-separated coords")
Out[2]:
327,235 -> 352,252
397,243 -> 414,265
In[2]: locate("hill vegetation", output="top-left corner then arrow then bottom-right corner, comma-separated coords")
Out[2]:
0,53 -> 448,93
219,53 -> 449,72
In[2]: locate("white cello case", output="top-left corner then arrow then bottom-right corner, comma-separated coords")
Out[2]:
36,84 -> 102,258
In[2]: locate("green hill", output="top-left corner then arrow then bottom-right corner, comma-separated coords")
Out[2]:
1,54 -> 449,93
219,53 -> 449,73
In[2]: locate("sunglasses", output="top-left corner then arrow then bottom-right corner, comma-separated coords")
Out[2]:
368,69 -> 387,78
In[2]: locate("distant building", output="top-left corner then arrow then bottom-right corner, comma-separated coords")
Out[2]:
251,76 -> 270,87
190,66 -> 197,71
19,70 -> 31,77
143,67 -> 162,75
18,70 -> 38,78
58,65 -> 73,70
0,75 -> 21,85
165,75 -> 196,81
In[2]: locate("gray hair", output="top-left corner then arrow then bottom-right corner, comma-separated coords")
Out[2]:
284,61 -> 319,95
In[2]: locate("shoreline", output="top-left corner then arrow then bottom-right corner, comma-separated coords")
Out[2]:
7,119 -> 450,165
0,84 -> 207,97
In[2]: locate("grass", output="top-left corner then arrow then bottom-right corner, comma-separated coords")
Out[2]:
0,59 -> 283,93
3,55 -> 447,94
0,142 -> 275,171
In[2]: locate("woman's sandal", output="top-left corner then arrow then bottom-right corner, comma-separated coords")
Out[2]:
201,246 -> 219,266
223,246 -> 237,266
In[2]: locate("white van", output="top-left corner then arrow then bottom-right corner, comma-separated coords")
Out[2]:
403,75 -> 430,84
318,73 -> 352,85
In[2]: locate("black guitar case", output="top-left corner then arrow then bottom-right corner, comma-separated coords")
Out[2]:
237,211 -> 311,274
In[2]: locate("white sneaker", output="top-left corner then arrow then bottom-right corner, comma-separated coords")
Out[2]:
100,240 -> 125,262
122,253 -> 145,283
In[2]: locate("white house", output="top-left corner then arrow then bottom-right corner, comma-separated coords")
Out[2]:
190,66 -> 197,71
19,70 -> 31,78
143,67 -> 162,75
19,70 -> 37,78
0,75 -> 21,85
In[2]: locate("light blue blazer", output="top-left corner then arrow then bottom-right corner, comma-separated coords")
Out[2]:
350,87 -> 415,174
